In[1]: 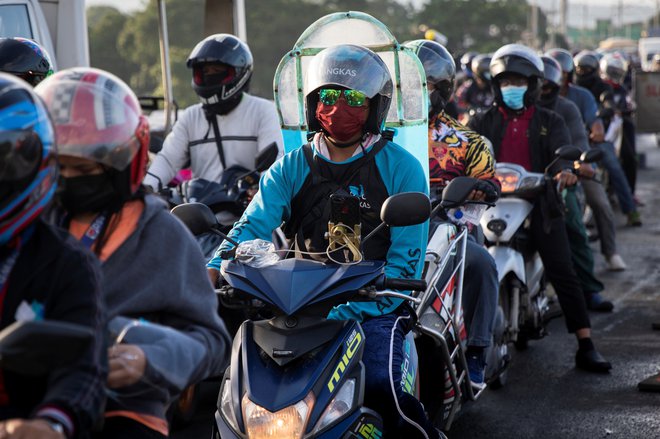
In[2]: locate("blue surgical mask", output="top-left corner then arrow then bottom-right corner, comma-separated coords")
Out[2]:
500,85 -> 527,110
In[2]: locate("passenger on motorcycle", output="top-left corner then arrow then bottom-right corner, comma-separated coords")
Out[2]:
546,48 -> 640,232
539,56 -> 615,312
143,34 -> 283,191
36,68 -> 231,438
468,44 -> 612,373
208,44 -> 443,439
405,39 -> 500,388
0,37 -> 54,87
574,50 -> 642,225
0,74 -> 106,439
544,49 -> 627,271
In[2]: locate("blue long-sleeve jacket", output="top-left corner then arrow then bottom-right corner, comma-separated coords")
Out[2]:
208,138 -> 429,322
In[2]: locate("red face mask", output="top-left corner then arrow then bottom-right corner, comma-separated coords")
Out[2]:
315,100 -> 369,145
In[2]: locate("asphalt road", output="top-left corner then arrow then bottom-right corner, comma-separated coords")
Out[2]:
173,134 -> 660,439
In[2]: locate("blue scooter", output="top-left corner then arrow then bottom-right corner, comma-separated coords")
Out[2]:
172,178 -> 481,438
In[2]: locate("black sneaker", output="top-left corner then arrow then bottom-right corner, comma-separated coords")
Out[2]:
587,293 -> 614,312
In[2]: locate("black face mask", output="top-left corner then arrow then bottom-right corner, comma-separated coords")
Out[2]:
538,87 -> 560,109
429,89 -> 447,116
203,92 -> 243,116
575,73 -> 597,89
57,174 -> 120,215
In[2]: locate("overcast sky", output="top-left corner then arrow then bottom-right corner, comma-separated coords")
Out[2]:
84,0 -> 658,27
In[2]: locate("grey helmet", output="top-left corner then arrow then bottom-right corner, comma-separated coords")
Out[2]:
599,53 -> 627,84
305,44 -> 393,134
490,43 -> 544,108
404,39 -> 455,113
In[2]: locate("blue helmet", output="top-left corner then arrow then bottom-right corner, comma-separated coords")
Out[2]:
0,73 -> 57,245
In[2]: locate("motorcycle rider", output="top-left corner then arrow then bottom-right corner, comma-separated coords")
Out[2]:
456,54 -> 494,122
405,39 -> 500,387
208,44 -> 443,439
0,37 -> 54,86
36,68 -> 231,438
573,50 -> 642,225
143,34 -> 283,191
0,74 -> 106,439
468,44 -> 612,373
539,56 -> 614,312
547,48 -> 640,236
599,53 -> 639,202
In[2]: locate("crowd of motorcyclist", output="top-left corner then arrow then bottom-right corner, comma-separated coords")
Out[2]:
0,14 -> 651,438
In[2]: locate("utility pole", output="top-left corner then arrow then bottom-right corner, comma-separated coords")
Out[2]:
560,0 -> 567,36
531,2 -> 539,49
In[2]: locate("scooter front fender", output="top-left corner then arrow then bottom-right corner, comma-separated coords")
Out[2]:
489,246 -> 526,284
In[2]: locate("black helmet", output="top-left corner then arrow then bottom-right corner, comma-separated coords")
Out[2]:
490,44 -> 544,108
187,34 -> 253,111
471,54 -> 492,81
574,50 -> 600,71
541,56 -> 562,87
545,48 -> 574,73
404,39 -> 455,114
573,50 -> 600,89
0,37 -> 53,87
304,44 -> 393,135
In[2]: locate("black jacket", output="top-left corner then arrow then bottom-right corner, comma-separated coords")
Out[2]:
468,104 -> 572,174
0,220 -> 107,438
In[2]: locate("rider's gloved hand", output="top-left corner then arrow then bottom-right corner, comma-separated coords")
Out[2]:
470,180 -> 500,203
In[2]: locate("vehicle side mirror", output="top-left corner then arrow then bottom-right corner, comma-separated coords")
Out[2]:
380,192 -> 431,227
255,142 -> 279,172
0,320 -> 93,376
581,149 -> 603,163
440,176 -> 478,208
554,145 -> 582,161
171,202 -> 218,235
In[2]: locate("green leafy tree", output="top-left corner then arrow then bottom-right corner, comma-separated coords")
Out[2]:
88,6 -> 136,81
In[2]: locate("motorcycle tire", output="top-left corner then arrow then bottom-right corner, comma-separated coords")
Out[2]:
489,368 -> 508,389
514,334 -> 529,351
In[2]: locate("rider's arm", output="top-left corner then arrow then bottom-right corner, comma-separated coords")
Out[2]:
143,107 -> 194,191
35,231 -> 107,438
207,150 -> 309,270
122,209 -> 232,392
463,130 -> 501,193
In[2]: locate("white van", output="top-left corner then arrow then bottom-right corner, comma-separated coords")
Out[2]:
0,0 -> 88,70
638,37 -> 660,71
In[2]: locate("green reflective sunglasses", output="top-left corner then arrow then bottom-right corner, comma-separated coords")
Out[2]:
319,88 -> 367,107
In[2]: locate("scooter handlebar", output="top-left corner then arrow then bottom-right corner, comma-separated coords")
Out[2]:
376,277 -> 427,292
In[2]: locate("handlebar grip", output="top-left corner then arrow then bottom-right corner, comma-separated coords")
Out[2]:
378,277 -> 427,291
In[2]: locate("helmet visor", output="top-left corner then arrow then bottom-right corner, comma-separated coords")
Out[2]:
36,74 -> 141,171
0,130 -> 41,181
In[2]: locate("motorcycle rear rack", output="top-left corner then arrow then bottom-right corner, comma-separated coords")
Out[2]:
414,226 -> 484,430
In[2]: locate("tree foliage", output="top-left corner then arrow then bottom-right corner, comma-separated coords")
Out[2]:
88,0 -> 544,105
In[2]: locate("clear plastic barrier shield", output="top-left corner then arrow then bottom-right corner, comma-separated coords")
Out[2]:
273,11 -> 429,183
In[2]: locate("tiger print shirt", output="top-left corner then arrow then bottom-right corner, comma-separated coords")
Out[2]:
428,111 -> 500,192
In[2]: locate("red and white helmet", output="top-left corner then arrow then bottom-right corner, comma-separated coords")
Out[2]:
35,67 -> 149,198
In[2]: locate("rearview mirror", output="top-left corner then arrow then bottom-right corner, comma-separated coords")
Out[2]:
0,320 -> 93,376
255,142 -> 279,172
580,149 -> 603,163
440,176 -> 479,208
380,192 -> 431,227
171,202 -> 218,235
554,146 -> 582,161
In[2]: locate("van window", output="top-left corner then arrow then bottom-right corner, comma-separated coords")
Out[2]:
0,5 -> 32,39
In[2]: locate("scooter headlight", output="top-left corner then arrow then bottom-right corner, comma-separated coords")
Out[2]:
311,378 -> 356,434
220,378 -> 239,432
242,392 -> 315,439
